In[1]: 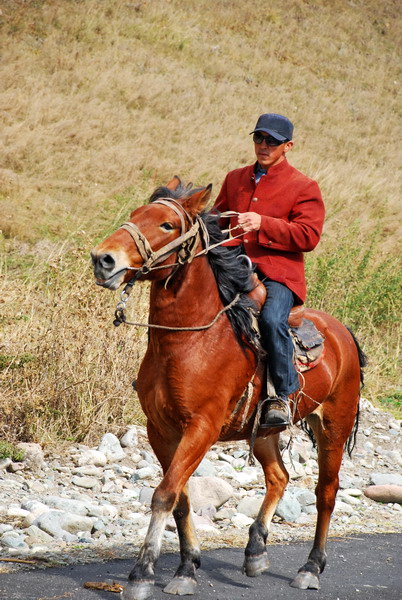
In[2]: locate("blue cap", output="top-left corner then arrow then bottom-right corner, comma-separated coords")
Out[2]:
250,113 -> 294,142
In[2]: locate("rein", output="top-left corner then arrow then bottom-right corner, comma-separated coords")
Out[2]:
112,200 -> 244,330
114,293 -> 241,330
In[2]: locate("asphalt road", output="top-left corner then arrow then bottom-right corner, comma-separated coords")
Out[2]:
0,534 -> 401,600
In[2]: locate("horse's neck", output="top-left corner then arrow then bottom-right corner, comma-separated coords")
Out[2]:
149,256 -> 221,324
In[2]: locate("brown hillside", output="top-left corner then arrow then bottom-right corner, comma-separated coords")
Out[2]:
0,0 -> 400,442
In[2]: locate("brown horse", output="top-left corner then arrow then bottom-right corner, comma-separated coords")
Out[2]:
91,178 -> 366,600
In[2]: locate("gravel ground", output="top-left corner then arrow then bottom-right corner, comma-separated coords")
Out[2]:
0,398 -> 401,575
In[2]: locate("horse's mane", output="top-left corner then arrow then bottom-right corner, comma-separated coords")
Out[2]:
149,184 -> 263,353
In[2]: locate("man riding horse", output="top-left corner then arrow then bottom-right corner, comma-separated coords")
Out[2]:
214,113 -> 325,427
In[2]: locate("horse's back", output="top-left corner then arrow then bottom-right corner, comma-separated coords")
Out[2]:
295,308 -> 362,420
303,307 -> 361,366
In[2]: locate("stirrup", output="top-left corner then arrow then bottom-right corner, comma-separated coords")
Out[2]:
260,397 -> 291,428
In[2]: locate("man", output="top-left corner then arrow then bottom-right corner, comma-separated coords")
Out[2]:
213,113 -> 325,427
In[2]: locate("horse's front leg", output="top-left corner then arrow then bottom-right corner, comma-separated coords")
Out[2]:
163,484 -> 200,595
150,425 -> 201,595
122,419 -> 220,600
243,433 -> 289,577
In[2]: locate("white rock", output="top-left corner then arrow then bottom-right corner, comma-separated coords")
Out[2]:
234,469 -> 259,486
232,458 -> 246,470
71,476 -> 98,489
215,462 -> 237,478
188,477 -> 233,512
24,525 -> 54,544
231,513 -> 253,528
120,426 -> 138,448
101,482 -> 116,493
72,465 -> 103,477
370,473 -> 402,486
218,452 -> 234,464
30,544 -> 50,554
130,453 -> 142,464
295,514 -> 314,525
8,462 -> 25,473
382,450 -> 402,466
236,496 -> 263,519
7,506 -> 30,519
98,433 -> 126,463
337,492 -> 361,506
195,523 -> 220,535
21,500 -> 49,513
16,442 -> 45,473
95,504 -> 118,519
292,488 -> 316,507
77,449 -> 107,467
342,488 -> 363,497
0,525 -> 13,534
0,532 -> 28,549
275,490 -> 302,522
335,500 -> 355,514
133,467 -> 157,480
214,507 -> 237,521
0,458 -> 12,470
287,462 -> 306,480
41,496 -> 89,516
24,480 -> 46,493
33,510 -> 93,539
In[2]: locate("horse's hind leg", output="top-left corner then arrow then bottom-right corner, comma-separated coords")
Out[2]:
243,433 -> 289,577
290,403 -> 356,590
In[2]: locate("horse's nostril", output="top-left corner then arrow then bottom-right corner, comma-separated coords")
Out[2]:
100,253 -> 115,270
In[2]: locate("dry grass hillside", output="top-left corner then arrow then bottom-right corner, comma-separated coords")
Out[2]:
0,0 -> 401,444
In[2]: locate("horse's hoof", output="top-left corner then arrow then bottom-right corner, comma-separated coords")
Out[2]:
242,553 -> 270,577
290,571 -> 320,590
121,581 -> 154,600
163,576 -> 197,595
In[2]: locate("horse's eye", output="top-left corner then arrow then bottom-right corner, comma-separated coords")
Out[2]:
161,222 -> 174,231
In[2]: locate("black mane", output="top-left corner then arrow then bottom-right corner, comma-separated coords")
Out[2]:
149,184 -> 263,353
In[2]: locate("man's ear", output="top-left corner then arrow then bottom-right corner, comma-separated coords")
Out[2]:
182,184 -> 212,217
284,140 -> 294,153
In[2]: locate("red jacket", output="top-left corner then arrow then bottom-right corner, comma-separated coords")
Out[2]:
213,159 -> 325,304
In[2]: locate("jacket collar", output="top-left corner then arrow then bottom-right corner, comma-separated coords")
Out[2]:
250,158 -> 290,182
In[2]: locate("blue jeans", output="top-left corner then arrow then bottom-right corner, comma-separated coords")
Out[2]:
258,278 -> 299,397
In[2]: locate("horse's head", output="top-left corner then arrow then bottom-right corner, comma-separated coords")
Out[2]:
91,177 -> 212,290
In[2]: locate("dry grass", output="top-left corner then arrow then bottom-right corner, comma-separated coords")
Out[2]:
0,0 -> 401,442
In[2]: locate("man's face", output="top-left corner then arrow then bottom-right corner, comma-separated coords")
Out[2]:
254,134 -> 293,169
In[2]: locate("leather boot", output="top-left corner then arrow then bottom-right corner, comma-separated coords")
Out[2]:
260,396 -> 291,428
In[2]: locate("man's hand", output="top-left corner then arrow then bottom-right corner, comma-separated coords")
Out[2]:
238,212 -> 262,232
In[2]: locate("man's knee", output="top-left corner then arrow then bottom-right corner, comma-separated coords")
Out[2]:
260,309 -> 286,334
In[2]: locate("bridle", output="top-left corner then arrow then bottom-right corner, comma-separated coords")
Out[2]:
109,198 -> 244,328
119,199 -> 202,276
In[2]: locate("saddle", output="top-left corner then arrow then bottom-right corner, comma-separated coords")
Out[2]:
248,274 -> 325,372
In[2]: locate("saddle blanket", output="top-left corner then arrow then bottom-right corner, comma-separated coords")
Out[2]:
291,318 -> 325,372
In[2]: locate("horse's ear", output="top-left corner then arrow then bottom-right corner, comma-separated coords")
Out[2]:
182,184 -> 212,217
166,176 -> 181,190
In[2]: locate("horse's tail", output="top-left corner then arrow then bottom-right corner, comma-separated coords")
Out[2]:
346,327 -> 368,387
345,327 -> 368,457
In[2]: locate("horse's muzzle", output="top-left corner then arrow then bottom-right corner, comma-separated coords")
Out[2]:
91,250 -> 125,289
